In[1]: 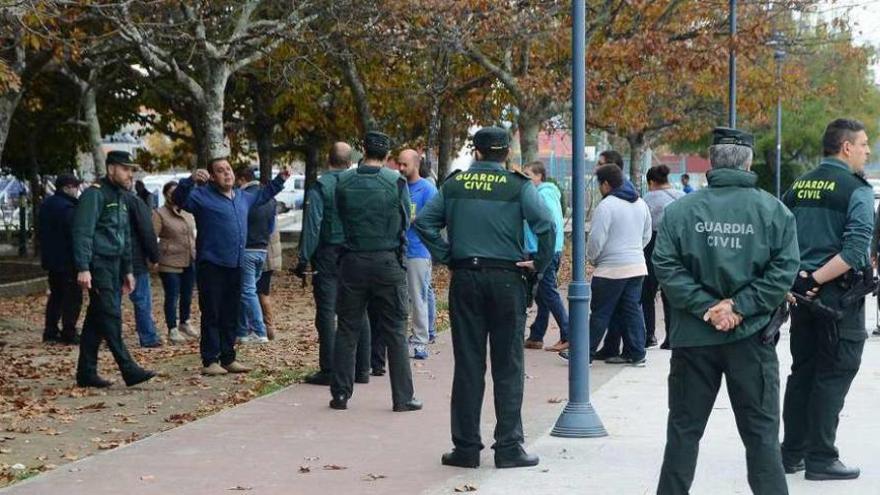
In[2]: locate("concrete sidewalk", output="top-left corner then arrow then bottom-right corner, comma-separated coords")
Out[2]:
5,306 -> 880,494
444,314 -> 880,494
1,330 -> 619,495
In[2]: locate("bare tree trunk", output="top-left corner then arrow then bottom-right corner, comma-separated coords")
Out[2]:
0,91 -> 23,163
247,75 -> 276,183
438,111 -> 455,184
518,115 -> 541,165
338,48 -> 375,133
203,76 -> 228,163
82,83 -> 105,177
627,133 -> 646,191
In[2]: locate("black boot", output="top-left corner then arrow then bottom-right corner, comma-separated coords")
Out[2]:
495,446 -> 539,469
441,449 -> 480,468
355,373 -> 370,384
805,459 -> 860,480
783,458 -> 805,474
305,371 -> 333,386
124,368 -> 156,387
77,375 -> 112,388
393,398 -> 423,412
329,394 -> 348,410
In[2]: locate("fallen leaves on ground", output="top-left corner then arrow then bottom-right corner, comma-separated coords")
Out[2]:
454,483 -> 479,492
0,251 -> 452,488
323,464 -> 347,471
363,473 -> 387,481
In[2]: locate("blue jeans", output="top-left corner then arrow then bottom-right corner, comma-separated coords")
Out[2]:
238,250 -> 267,337
528,252 -> 569,342
159,266 -> 195,330
129,272 -> 160,346
588,276 -> 646,361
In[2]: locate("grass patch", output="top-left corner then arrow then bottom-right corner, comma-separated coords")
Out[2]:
250,367 -> 316,397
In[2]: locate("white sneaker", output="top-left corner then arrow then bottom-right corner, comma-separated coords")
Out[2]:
237,334 -> 256,344
180,321 -> 199,338
168,328 -> 187,344
254,335 -> 269,344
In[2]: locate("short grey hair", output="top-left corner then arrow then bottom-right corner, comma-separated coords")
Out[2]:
709,144 -> 753,170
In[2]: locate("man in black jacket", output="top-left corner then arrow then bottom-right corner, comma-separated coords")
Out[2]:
127,190 -> 161,347
40,174 -> 84,345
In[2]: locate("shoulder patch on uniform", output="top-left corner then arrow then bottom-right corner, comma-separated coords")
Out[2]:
511,169 -> 530,182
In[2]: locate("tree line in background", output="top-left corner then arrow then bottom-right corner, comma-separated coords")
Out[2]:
1,0 -> 878,195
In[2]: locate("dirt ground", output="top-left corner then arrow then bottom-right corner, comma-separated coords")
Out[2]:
0,248 -> 567,487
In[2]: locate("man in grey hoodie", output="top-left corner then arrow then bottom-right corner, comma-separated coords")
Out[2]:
585,164 -> 652,365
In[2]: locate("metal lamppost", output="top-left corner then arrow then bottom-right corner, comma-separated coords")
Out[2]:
773,32 -> 786,198
551,0 -> 606,439
729,0 -> 737,127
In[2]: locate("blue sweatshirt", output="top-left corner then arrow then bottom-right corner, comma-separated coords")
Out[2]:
174,175 -> 284,268
406,178 -> 438,259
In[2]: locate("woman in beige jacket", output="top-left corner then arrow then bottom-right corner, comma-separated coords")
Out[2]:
152,181 -> 198,344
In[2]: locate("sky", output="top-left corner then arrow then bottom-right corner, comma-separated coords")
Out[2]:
821,0 -> 880,83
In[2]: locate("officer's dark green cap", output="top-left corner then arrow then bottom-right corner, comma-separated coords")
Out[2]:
106,150 -> 138,168
712,127 -> 754,148
364,131 -> 391,156
473,127 -> 510,153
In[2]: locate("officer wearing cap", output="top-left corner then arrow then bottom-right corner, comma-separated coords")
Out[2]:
780,118 -> 873,481
329,131 -> 421,412
72,150 -> 156,388
414,126 -> 554,469
654,127 -> 799,493
40,174 -> 84,345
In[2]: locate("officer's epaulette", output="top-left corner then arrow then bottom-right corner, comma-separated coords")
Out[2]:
854,172 -> 870,187
511,169 -> 530,181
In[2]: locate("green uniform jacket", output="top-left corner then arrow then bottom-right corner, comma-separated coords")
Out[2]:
782,157 -> 874,338
298,169 -> 345,262
72,177 -> 133,276
653,168 -> 800,347
414,161 -> 555,274
336,165 -> 411,252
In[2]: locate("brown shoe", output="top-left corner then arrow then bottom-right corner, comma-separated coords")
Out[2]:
524,340 -> 543,350
545,340 -> 570,352
223,361 -> 252,373
259,294 -> 276,340
202,363 -> 228,376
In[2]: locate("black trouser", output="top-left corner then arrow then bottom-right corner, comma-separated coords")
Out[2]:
45,270 -> 83,339
781,305 -> 865,468
657,333 -> 787,495
197,261 -> 241,367
369,301 -> 387,371
449,267 -> 527,455
313,245 -> 370,376
77,257 -> 139,380
641,232 -> 671,343
331,251 -> 413,406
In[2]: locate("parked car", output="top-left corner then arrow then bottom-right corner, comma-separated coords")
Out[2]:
275,174 -> 305,212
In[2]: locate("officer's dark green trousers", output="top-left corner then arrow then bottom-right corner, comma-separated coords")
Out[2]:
313,245 -> 370,375
331,251 -> 413,405
658,333 -> 787,495
781,305 -> 865,468
449,267 -> 527,455
76,256 -> 138,380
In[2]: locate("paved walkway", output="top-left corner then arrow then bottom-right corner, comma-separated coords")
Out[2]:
4,301 -> 880,494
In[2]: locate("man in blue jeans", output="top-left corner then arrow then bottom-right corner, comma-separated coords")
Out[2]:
234,167 -> 276,344
127,188 -> 161,347
582,164 -> 652,366
522,161 -> 569,352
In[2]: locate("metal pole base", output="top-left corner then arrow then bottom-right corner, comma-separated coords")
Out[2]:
551,401 -> 607,438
